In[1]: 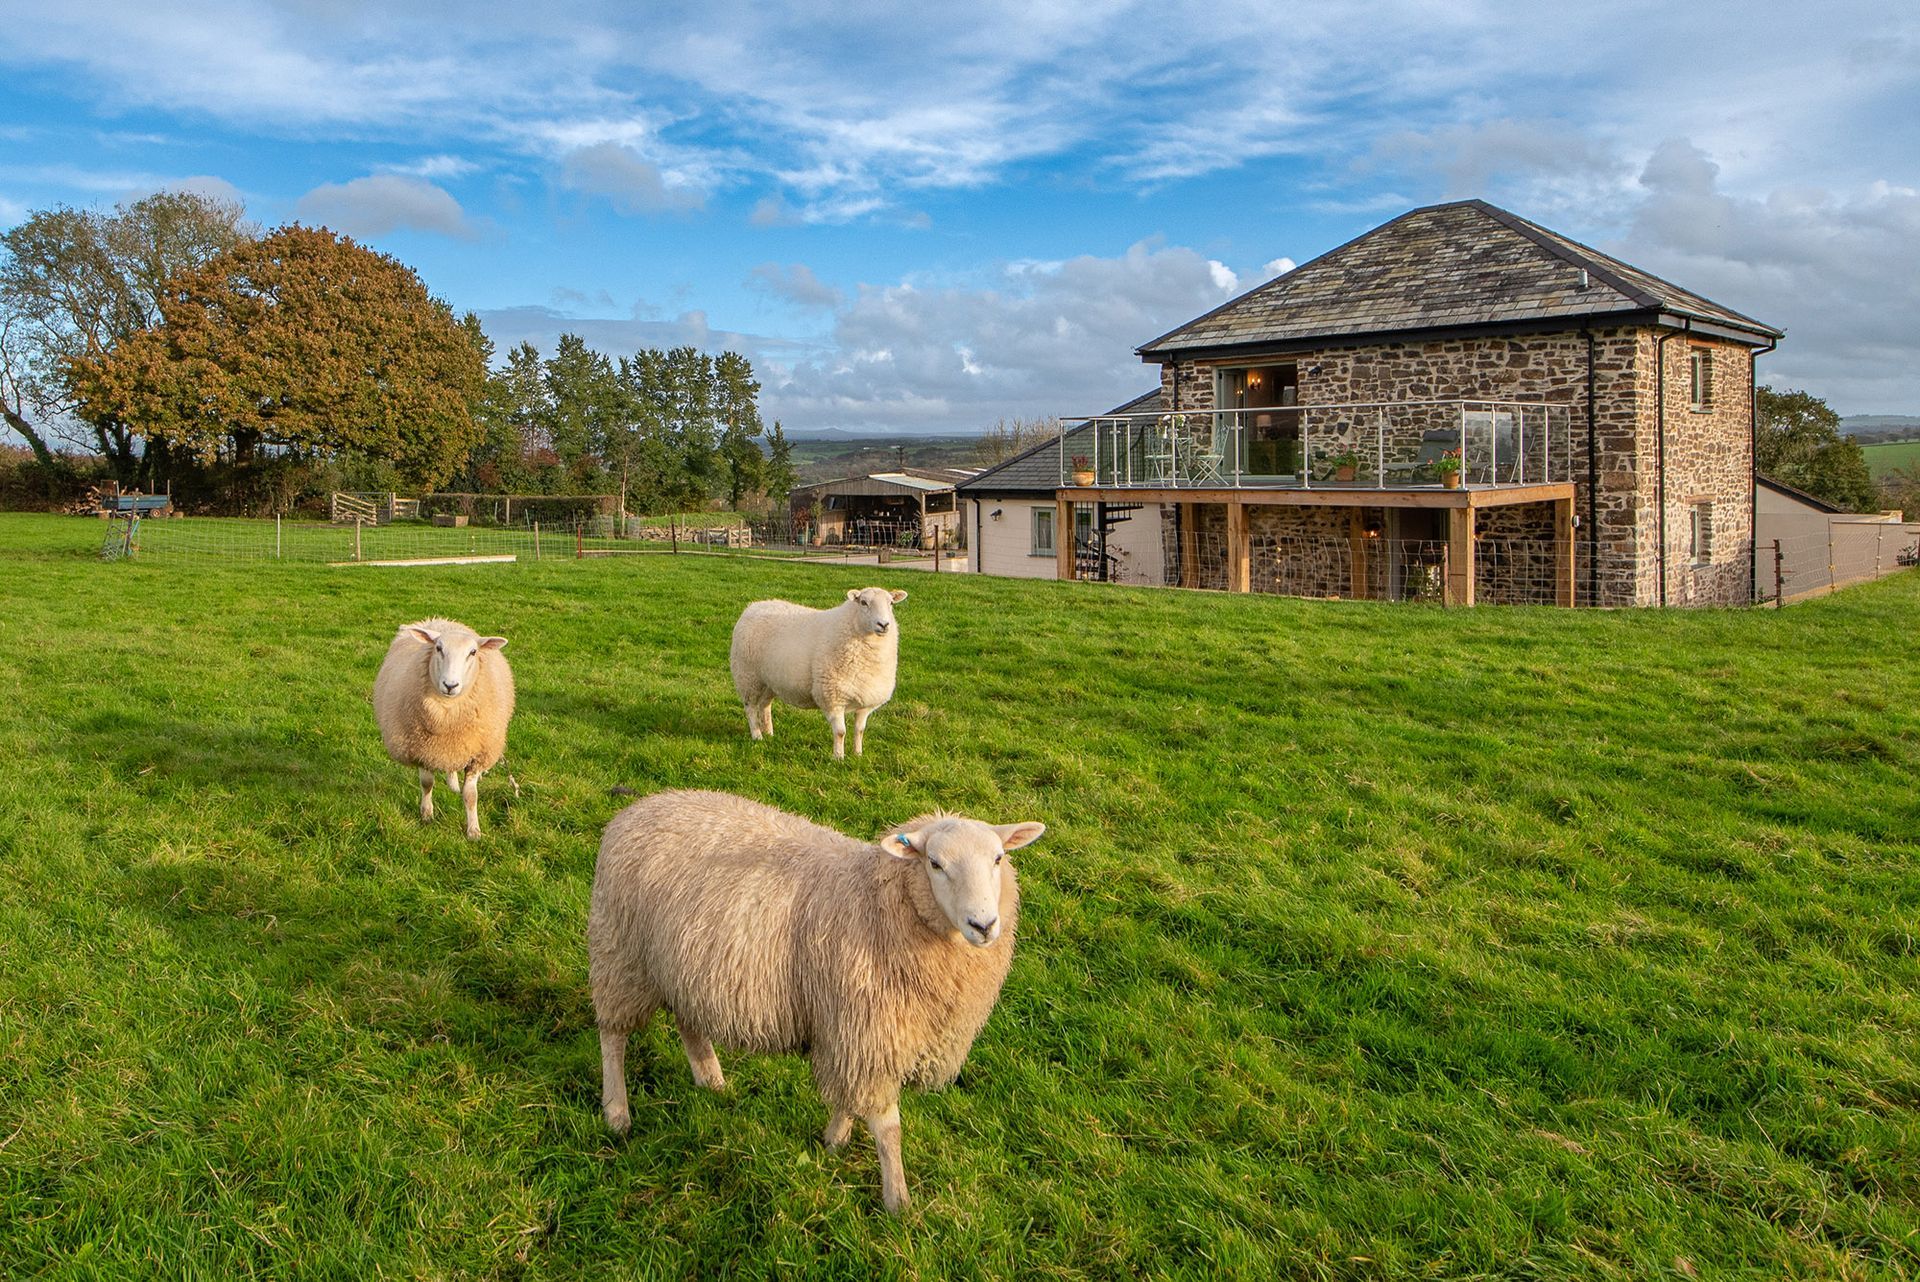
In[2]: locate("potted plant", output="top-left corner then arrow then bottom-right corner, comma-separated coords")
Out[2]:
1328,449 -> 1361,483
1435,448 -> 1464,489
1070,454 -> 1095,486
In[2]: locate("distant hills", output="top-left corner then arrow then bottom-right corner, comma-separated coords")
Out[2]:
1842,415 -> 1920,442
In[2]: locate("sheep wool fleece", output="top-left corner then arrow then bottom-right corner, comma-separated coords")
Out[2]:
589,789 -> 1019,1117
372,618 -> 515,775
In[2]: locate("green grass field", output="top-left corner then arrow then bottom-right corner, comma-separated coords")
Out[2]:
1862,440 -> 1920,480
1,511 -> 1916,1278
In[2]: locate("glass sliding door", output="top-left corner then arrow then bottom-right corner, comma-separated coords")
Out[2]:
1219,364 -> 1300,479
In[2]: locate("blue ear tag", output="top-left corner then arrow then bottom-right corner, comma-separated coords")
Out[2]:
896,834 -> 914,852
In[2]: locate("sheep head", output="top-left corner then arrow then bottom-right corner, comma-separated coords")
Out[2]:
889,816 -> 1044,946
407,622 -> 507,699
845,587 -> 908,636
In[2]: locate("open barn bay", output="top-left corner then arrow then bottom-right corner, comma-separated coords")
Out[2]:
0,514 -> 1915,1277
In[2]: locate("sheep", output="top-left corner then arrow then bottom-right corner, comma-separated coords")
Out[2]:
588,788 -> 1045,1213
371,617 -> 515,839
729,587 -> 907,759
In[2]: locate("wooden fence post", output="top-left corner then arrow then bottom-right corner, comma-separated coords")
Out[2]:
1773,538 -> 1784,608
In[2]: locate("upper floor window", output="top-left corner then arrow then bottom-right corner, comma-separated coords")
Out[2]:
1689,350 -> 1714,411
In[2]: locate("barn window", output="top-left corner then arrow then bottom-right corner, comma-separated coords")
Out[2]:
1689,350 -> 1714,411
1690,502 -> 1714,564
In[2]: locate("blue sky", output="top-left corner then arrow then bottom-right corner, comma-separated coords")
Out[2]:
4,1 -> 1918,437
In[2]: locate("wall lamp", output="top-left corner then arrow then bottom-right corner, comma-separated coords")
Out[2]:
989,508 -> 1003,521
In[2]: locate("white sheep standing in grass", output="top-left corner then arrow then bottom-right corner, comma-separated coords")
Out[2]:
729,587 -> 907,759
589,788 -> 1044,1213
372,618 -> 514,839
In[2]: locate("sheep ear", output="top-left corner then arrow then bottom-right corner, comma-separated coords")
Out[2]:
846,588 -> 862,602
993,822 -> 1046,851
407,626 -> 441,645
885,831 -> 925,860
889,590 -> 908,604
479,636 -> 508,651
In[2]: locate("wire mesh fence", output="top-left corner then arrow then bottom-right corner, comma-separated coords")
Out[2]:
1760,523 -> 1920,605
123,513 -> 968,570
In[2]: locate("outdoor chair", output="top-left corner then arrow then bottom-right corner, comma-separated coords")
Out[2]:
1384,428 -> 1461,482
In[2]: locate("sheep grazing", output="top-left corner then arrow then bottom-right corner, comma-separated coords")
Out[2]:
729,587 -> 907,759
372,617 -> 515,839
589,789 -> 1045,1213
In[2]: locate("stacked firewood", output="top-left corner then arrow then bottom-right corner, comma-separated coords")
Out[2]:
65,484 -> 115,516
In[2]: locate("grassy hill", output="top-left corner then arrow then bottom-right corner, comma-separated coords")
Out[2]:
1861,439 -> 1920,481
787,435 -> 985,485
0,513 -> 1916,1277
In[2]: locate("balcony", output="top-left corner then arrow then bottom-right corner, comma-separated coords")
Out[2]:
1056,400 -> 1574,492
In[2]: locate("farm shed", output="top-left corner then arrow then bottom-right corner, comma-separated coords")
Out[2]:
789,469 -> 973,548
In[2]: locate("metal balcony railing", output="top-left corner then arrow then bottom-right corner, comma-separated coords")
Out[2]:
1057,400 -> 1573,490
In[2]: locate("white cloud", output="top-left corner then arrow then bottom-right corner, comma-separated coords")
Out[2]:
763,239 -> 1238,431
379,154 -> 479,180
747,262 -> 843,309
169,174 -> 247,207
1611,138 -> 1920,413
1262,257 -> 1296,279
558,143 -> 705,214
293,174 -> 480,240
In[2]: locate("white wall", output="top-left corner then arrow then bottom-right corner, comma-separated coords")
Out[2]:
969,499 -> 1061,579
966,498 -> 1168,583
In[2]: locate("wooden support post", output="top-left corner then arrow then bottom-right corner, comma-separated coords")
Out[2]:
1227,501 -> 1250,593
1446,503 -> 1476,606
1178,502 -> 1199,589
1056,496 -> 1074,580
1554,497 -> 1575,606
1348,508 -> 1368,600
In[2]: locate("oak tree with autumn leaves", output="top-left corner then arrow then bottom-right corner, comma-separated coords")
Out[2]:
73,225 -> 486,491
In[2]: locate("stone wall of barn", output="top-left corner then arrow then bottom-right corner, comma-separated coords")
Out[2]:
1154,325 -> 1757,606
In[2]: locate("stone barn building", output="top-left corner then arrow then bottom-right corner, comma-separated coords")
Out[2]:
1022,199 -> 1783,606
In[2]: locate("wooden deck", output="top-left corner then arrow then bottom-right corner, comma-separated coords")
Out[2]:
1055,482 -> 1577,605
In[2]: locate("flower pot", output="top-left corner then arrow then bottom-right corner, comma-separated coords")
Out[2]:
1071,470 -> 1095,486
1441,472 -> 1461,490
1334,464 -> 1356,483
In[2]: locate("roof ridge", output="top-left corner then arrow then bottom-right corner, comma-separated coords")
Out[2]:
1467,201 -> 1663,309
1476,202 -> 1780,334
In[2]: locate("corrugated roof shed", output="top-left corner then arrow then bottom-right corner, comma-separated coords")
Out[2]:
1139,199 -> 1782,356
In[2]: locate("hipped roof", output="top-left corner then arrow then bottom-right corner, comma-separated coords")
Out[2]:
1139,199 -> 1782,358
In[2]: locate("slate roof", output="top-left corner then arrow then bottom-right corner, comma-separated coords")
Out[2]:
1757,474 -> 1844,514
957,389 -> 1165,495
1139,200 -> 1782,357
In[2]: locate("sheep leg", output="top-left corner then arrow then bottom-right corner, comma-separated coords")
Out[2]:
743,695 -> 773,740
851,707 -> 873,756
822,1109 -> 854,1149
676,1022 -> 726,1090
462,768 -> 485,839
417,766 -> 436,822
445,769 -> 463,794
867,1103 -> 909,1213
827,707 -> 848,759
599,1024 -> 637,1135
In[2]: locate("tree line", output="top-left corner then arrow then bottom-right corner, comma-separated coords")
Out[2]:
0,192 -> 794,516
